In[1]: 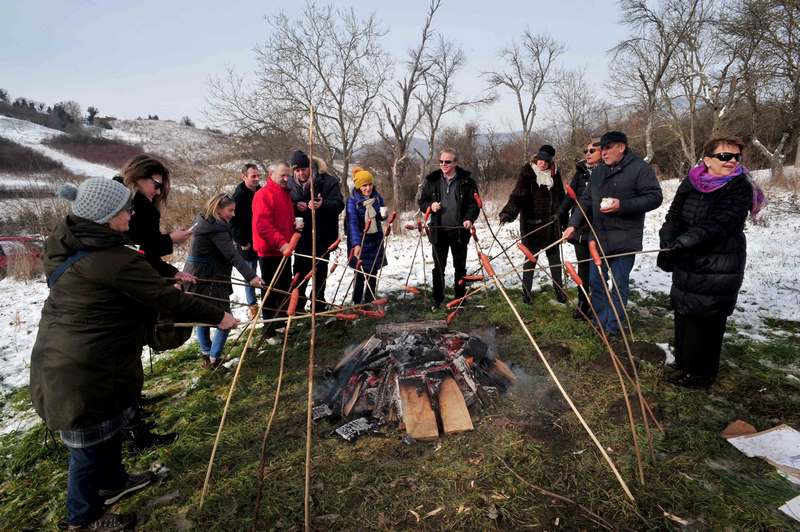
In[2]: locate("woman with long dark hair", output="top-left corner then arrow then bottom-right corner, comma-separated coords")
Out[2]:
658,136 -> 765,389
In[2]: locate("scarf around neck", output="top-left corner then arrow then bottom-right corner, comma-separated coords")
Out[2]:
687,163 -> 766,217
362,196 -> 379,234
531,164 -> 553,189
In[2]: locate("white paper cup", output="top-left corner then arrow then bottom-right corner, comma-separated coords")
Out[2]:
295,217 -> 304,230
380,206 -> 388,218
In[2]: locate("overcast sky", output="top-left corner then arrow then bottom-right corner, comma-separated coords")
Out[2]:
1,0 -> 627,132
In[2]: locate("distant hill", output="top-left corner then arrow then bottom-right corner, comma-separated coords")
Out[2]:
104,119 -> 235,164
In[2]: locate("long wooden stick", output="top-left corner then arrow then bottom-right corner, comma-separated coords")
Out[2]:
471,235 -> 633,501
251,289 -> 299,530
199,242 -> 294,510
589,243 -> 655,465
304,105 -> 317,531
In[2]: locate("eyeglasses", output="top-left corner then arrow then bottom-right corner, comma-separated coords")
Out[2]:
439,159 -> 454,165
709,152 -> 741,162
584,148 -> 598,155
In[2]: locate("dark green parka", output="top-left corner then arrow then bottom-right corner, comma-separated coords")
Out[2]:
30,215 -> 224,431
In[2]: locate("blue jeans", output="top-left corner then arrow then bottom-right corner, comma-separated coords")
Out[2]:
66,435 -> 126,526
196,326 -> 230,360
589,255 -> 635,335
243,258 -> 259,305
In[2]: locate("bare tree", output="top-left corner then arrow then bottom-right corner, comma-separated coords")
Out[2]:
550,68 -> 600,156
732,0 -> 800,179
207,1 -> 391,197
612,0 -> 701,162
378,0 -> 440,209
485,31 -> 565,160
658,0 -> 742,168
415,36 -> 493,187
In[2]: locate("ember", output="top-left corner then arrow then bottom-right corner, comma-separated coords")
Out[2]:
315,320 -> 517,440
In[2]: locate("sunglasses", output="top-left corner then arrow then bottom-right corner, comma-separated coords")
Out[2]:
149,176 -> 163,190
439,159 -> 454,165
708,152 -> 741,162
584,148 -> 598,155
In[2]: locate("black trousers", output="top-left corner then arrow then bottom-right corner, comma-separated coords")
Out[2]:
353,271 -> 377,304
573,242 -> 591,310
431,231 -> 468,304
674,312 -> 728,380
294,250 -> 332,310
521,235 -> 563,301
259,255 -> 292,336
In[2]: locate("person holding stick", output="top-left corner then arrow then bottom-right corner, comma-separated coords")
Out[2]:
499,144 -> 567,305
418,147 -> 480,310
657,136 -> 764,389
30,178 -> 236,531
288,150 -> 345,312
184,193 -> 264,369
345,168 -> 387,304
253,161 -> 298,343
562,131 -> 662,336
557,139 -> 601,318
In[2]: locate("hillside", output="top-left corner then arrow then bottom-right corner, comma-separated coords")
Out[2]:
105,119 -> 235,164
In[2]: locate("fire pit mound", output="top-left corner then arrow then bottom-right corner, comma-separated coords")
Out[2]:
314,321 -> 517,441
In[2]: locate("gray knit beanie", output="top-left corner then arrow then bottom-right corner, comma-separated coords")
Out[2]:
58,178 -> 132,224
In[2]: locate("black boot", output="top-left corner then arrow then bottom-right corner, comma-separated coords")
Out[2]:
554,286 -> 567,304
124,424 -> 177,453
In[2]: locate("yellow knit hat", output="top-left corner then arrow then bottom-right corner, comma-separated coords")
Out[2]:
353,169 -> 374,189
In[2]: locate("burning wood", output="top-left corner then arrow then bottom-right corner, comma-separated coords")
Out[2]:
315,323 -> 517,441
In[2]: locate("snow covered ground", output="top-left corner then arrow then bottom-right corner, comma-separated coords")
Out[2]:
0,115 -> 116,178
104,119 -> 234,163
2,163 -> 798,433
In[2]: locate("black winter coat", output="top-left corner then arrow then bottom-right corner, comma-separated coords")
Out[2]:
30,215 -> 223,431
230,181 -> 260,260
127,191 -> 178,277
418,167 -> 480,245
568,151 -> 662,254
557,161 -> 592,245
183,216 -> 257,311
658,174 -> 752,317
288,172 -> 345,254
499,163 -> 566,247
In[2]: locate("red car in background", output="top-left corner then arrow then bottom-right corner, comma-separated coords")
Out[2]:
0,236 -> 43,279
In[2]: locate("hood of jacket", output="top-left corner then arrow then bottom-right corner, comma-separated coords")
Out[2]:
45,215 -> 128,275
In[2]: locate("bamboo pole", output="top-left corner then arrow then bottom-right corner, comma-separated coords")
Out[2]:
304,105 -> 317,531
199,233 -> 299,510
251,289 -> 300,530
470,229 -> 634,502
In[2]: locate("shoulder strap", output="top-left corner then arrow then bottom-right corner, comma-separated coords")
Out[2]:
47,250 -> 92,288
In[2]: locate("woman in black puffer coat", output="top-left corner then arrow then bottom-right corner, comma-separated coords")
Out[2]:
658,136 -> 764,389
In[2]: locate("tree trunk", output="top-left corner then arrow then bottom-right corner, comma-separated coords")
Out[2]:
795,134 -> 800,171
644,114 -> 654,163
391,155 -> 402,213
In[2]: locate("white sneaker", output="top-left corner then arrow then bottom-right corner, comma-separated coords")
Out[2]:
265,336 -> 280,346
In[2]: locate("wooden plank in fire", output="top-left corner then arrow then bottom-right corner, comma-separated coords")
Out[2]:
439,375 -> 474,434
334,335 -> 382,371
398,376 -> 439,440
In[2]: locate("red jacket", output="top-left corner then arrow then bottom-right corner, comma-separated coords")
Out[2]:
252,179 -> 295,257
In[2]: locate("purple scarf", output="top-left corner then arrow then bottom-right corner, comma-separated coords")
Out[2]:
687,163 -> 766,217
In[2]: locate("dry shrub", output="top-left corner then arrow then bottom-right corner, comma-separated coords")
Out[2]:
44,134 -> 144,169
482,178 -> 516,211
6,248 -> 43,280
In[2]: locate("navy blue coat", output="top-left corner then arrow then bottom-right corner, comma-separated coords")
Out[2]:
568,151 -> 662,254
658,174 -> 752,317
345,189 -> 387,273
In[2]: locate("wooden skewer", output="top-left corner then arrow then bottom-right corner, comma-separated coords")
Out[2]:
470,234 -> 634,502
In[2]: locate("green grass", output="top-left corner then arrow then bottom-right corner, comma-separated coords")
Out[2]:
2,287 -> 799,530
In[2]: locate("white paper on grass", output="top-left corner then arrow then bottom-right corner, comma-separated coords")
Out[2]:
780,495 -> 800,523
727,424 -> 800,475
726,424 -> 800,523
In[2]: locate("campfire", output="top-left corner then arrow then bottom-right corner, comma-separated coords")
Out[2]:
314,320 -> 517,441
